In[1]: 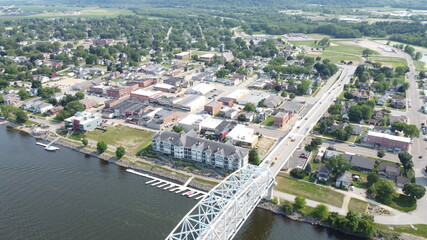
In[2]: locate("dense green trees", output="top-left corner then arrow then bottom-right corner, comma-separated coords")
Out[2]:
369,180 -> 397,205
403,183 -> 426,200
116,146 -> 126,159
248,148 -> 260,165
15,110 -> 28,124
391,121 -> 420,138
97,141 -> 108,154
326,155 -> 352,177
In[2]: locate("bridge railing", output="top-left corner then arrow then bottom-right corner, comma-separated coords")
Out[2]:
166,164 -> 274,240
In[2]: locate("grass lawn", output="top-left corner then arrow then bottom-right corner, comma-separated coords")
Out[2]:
275,175 -> 345,207
311,51 -> 362,64
389,194 -> 417,212
375,224 -> 427,239
414,60 -> 427,71
261,115 -> 275,126
291,40 -> 318,47
86,125 -> 155,156
348,198 -> 368,213
22,120 -> 38,126
366,56 -> 408,68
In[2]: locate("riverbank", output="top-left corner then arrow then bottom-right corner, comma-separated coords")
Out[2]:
258,201 -> 426,240
4,121 -> 426,240
1,121 -> 215,192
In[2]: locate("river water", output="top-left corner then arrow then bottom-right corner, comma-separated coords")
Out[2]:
0,125 -> 362,240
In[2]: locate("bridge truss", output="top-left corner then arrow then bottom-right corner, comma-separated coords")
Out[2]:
166,164 -> 275,240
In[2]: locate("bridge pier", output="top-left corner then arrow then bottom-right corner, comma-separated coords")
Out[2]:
266,181 -> 277,201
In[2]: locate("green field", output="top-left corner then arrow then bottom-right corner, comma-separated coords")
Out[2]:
275,175 -> 345,207
307,41 -> 370,63
414,60 -> 427,71
375,224 -> 427,239
348,198 -> 368,213
1,7 -> 134,19
366,55 -> 408,68
86,125 -> 155,156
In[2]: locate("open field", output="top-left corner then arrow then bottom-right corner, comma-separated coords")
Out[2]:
256,137 -> 276,158
366,55 -> 408,68
375,224 -> 427,239
348,198 -> 368,213
86,125 -> 155,156
0,7 -> 134,19
275,175 -> 345,207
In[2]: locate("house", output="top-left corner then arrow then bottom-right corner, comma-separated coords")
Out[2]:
80,99 -> 98,110
220,106 -> 239,119
21,100 -> 53,113
336,171 -> 353,189
351,89 -> 371,100
363,131 -> 411,152
396,176 -> 411,188
274,111 -> 293,128
378,162 -> 401,180
376,95 -> 388,106
151,130 -> 249,170
46,106 -> 64,116
373,110 -> 384,120
390,95 -> 406,109
349,155 -> 375,172
199,53 -> 216,62
204,101 -> 223,116
324,150 -> 341,160
264,95 -> 284,108
390,115 -> 407,124
316,165 -> 330,182
3,94 -> 20,105
64,112 -> 102,132
352,125 -> 363,136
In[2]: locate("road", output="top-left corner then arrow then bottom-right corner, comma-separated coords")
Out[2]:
260,65 -> 357,176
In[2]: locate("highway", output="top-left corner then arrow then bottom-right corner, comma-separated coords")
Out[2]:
260,65 -> 357,176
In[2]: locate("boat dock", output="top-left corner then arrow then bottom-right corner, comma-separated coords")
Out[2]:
126,169 -> 207,200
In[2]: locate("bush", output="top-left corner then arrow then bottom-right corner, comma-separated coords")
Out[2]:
282,200 -> 295,214
294,196 -> 306,210
311,204 -> 329,221
290,168 -> 306,179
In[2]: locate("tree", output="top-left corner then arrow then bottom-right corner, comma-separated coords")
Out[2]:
326,155 -> 352,177
18,89 -> 30,100
290,168 -> 306,179
243,103 -> 256,112
281,91 -> 287,97
296,79 -> 310,96
249,148 -> 260,165
403,183 -> 426,200
282,200 -> 295,214
172,125 -> 184,133
366,173 -> 379,187
116,146 -> 126,159
294,196 -> 306,210
304,163 -> 312,173
377,149 -> 385,158
419,71 -> 426,79
0,80 -> 10,89
75,92 -> 85,100
237,114 -> 246,122
97,141 -> 107,154
289,93 -> 296,99
398,152 -> 414,173
362,48 -> 375,57
370,180 -> 397,205
318,37 -> 330,47
328,104 -> 342,115
415,52 -> 423,60
215,69 -> 228,78
15,110 -> 28,124
311,204 -> 329,221
344,91 -> 354,100
81,138 -> 88,147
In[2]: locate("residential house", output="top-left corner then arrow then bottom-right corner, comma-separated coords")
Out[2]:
352,125 -> 363,136
336,171 -> 352,189
390,95 -> 406,109
3,94 -> 20,105
264,95 -> 284,108
396,176 -> 411,188
378,162 -> 401,180
347,154 -> 375,172
316,165 -> 331,182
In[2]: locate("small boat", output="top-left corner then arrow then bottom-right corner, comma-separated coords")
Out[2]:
45,145 -> 59,151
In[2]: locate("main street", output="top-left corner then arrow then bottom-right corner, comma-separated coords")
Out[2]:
260,65 -> 357,176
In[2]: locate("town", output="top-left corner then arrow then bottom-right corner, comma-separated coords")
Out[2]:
0,3 -> 427,240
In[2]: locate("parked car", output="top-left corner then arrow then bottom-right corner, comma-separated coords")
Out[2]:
299,153 -> 308,159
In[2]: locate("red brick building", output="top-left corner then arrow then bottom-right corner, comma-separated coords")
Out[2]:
106,84 -> 138,99
204,101 -> 223,116
363,131 -> 410,151
218,97 -> 235,106
130,89 -> 162,101
274,111 -> 293,128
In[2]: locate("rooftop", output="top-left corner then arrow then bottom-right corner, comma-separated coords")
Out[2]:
367,131 -> 411,143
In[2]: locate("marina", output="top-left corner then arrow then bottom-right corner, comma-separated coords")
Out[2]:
126,169 -> 207,200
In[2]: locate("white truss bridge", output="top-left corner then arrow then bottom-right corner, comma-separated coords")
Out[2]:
166,164 -> 275,240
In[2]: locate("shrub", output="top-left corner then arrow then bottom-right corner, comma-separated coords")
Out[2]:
290,168 -> 306,179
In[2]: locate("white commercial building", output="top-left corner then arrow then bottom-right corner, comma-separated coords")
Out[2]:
179,114 -> 211,132
185,83 -> 215,95
226,89 -> 249,101
226,124 -> 259,147
175,95 -> 206,112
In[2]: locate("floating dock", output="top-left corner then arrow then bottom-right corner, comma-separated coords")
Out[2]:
126,169 -> 207,200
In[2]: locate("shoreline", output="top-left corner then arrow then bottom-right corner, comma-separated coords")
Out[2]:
2,122 -> 426,240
